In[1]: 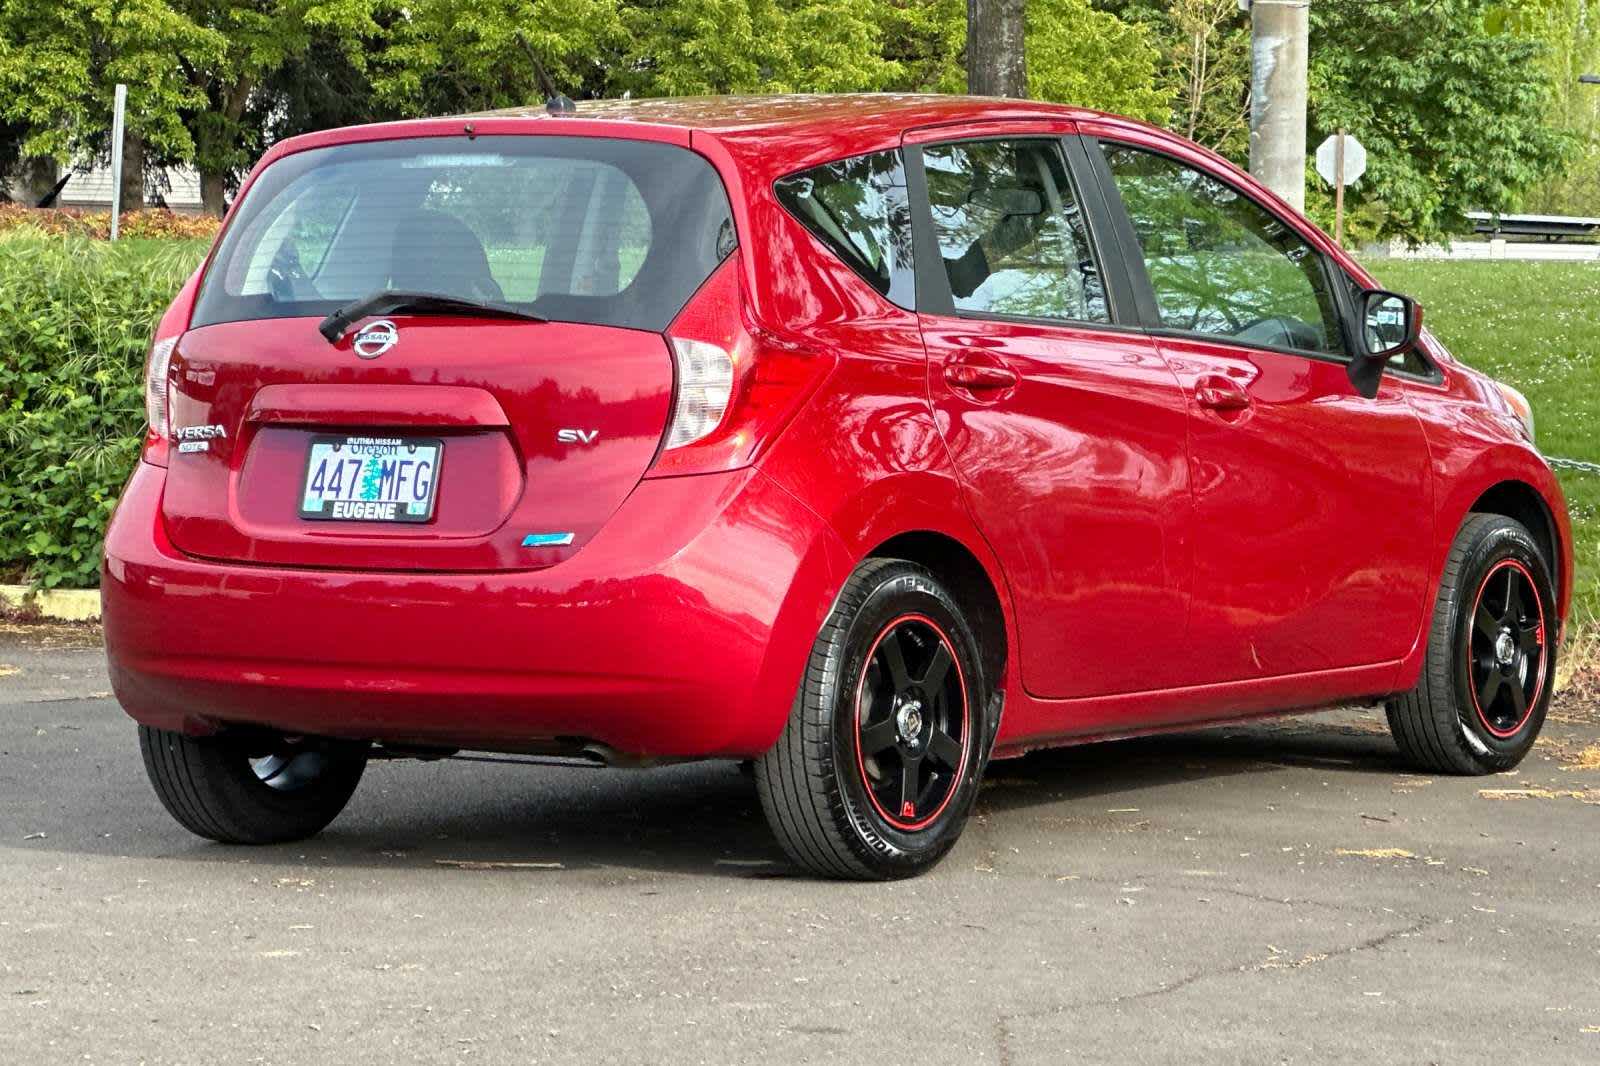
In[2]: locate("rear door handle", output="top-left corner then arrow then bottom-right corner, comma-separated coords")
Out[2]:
944,362 -> 1020,391
1195,375 -> 1251,412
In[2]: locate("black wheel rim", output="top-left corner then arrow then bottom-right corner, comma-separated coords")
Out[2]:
853,613 -> 969,831
249,750 -> 332,792
1465,559 -> 1547,739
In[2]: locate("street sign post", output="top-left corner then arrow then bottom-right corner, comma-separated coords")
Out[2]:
108,84 -> 127,242
1316,130 -> 1367,247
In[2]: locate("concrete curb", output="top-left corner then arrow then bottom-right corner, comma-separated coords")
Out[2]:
0,585 -> 101,622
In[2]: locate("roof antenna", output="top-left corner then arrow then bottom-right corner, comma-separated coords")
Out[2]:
545,94 -> 576,115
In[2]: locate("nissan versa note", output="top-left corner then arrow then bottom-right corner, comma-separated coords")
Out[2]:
103,95 -> 1571,879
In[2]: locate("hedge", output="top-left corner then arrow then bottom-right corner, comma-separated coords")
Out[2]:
0,236 -> 209,587
0,204 -> 222,241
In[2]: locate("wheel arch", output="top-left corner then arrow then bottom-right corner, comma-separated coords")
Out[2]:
1425,440 -> 1572,633
1469,479 -> 1562,596
866,529 -> 1009,698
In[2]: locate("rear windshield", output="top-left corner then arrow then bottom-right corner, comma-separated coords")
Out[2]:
191,135 -> 736,332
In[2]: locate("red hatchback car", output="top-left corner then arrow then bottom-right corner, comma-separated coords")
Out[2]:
104,95 -> 1570,879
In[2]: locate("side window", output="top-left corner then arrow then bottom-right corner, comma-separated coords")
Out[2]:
920,138 -> 1108,323
1102,144 -> 1345,356
775,150 -> 916,309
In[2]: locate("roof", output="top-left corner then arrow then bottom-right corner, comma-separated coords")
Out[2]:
468,93 -> 1099,134
257,93 -> 1151,196
479,94 -> 1121,180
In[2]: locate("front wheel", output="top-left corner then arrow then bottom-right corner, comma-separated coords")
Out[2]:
139,726 -> 367,844
756,559 -> 994,880
1386,514 -> 1558,774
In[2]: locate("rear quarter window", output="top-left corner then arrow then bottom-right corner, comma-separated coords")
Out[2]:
192,135 -> 735,333
774,150 -> 916,310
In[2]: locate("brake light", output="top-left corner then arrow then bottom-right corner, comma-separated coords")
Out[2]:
142,335 -> 180,467
648,255 -> 833,478
665,338 -> 735,448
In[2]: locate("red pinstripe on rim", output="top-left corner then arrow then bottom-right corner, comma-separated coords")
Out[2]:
851,613 -> 970,832
1465,558 -> 1546,739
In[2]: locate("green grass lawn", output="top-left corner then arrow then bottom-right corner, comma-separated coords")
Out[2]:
1373,259 -> 1600,636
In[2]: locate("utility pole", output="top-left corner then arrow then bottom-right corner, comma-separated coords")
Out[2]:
1246,0 -> 1310,212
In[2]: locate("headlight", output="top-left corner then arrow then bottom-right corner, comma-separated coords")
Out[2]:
1492,380 -> 1536,445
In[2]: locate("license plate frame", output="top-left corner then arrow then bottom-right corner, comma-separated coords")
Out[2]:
297,434 -> 444,524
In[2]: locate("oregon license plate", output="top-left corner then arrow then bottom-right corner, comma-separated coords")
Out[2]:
298,435 -> 442,523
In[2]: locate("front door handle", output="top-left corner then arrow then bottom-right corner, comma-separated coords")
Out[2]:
1195,375 -> 1251,412
944,362 -> 1020,391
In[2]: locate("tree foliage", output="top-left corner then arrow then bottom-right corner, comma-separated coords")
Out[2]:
0,0 -> 223,169
1028,0 -> 1171,120
874,0 -> 1169,121
174,1 -> 384,211
1308,0 -> 1575,243
370,0 -> 623,113
0,0 -> 1586,238
1498,0 -> 1600,215
1097,0 -> 1249,154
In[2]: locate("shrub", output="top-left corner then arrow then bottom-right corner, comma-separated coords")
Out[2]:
0,236 -> 209,587
0,204 -> 222,242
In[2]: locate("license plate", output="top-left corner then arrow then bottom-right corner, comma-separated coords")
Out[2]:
298,435 -> 443,523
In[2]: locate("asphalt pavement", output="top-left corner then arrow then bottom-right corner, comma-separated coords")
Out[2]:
2,622 -> 1597,1064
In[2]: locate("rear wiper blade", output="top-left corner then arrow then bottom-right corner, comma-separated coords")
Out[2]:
318,290 -> 546,344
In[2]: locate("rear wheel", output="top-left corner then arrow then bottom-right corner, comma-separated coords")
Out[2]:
756,559 -> 994,880
139,726 -> 367,844
1386,514 -> 1557,774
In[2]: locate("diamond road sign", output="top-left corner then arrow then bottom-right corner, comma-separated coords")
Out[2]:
1316,133 -> 1367,187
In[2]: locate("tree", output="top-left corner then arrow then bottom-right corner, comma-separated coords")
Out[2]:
254,28 -> 400,147
1163,0 -> 1249,154
1027,0 -> 1169,121
879,0 -> 1166,120
1308,0 -> 1575,243
1498,0 -> 1600,214
969,0 -> 1026,96
372,0 -> 624,113
1094,0 -> 1249,157
0,0 -> 224,208
614,0 -> 901,97
0,118 -> 22,202
174,1 -> 383,215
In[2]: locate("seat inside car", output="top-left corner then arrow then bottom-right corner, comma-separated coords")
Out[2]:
388,208 -> 505,302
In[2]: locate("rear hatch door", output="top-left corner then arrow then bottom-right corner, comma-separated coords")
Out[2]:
159,131 -> 735,571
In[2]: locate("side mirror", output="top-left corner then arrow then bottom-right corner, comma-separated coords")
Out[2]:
1347,288 -> 1422,398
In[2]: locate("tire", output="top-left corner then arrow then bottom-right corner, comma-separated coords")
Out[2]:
1386,514 -> 1558,775
139,726 -> 368,844
755,558 -> 995,880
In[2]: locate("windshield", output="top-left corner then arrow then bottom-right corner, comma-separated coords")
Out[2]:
191,135 -> 736,332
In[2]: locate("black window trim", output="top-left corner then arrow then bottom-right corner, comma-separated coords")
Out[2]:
903,132 -> 1138,331
771,146 -> 918,312
1088,135 -> 1442,384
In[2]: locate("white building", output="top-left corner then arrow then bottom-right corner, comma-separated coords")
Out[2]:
11,160 -> 204,213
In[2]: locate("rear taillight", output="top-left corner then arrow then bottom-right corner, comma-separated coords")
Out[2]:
665,338 -> 735,448
648,255 -> 833,478
142,335 -> 179,467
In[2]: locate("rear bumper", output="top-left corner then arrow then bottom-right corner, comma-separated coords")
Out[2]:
102,462 -> 847,757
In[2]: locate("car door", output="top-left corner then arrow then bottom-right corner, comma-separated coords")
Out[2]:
906,123 -> 1195,701
1085,129 -> 1433,684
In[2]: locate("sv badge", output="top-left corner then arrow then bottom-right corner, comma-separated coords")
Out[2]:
557,428 -> 599,445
